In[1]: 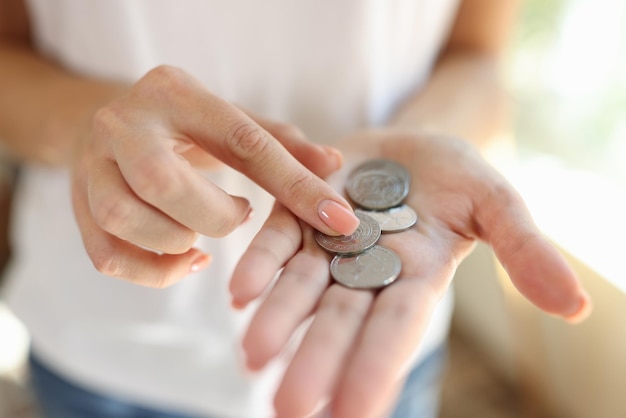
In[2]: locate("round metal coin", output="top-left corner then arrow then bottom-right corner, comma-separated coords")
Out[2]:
346,159 -> 410,210
355,205 -> 418,233
314,212 -> 381,255
330,245 -> 402,289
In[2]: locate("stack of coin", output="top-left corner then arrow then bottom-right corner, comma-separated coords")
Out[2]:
314,159 -> 417,289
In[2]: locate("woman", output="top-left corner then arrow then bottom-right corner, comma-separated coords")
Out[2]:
0,0 -> 590,417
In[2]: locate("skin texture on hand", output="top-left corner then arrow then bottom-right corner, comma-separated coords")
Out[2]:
230,130 -> 591,418
69,66 -> 361,287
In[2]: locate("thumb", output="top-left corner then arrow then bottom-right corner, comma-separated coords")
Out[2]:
477,184 -> 592,323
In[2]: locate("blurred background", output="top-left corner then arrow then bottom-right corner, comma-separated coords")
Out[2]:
1,0 -> 625,416
443,0 -> 626,417
510,0 -> 625,185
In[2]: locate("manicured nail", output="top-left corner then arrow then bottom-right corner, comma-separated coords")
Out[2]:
565,290 -> 592,324
190,253 -> 211,273
241,206 -> 254,225
231,297 -> 246,310
318,199 -> 360,236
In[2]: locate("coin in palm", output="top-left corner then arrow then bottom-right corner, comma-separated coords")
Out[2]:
314,212 -> 381,255
346,159 -> 410,210
330,245 -> 401,289
355,205 -> 418,233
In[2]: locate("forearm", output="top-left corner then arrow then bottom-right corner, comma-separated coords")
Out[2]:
0,40 -> 127,166
388,0 -> 518,150
389,49 -> 509,150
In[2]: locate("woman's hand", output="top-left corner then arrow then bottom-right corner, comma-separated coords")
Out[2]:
70,65 -> 359,287
231,129 -> 591,418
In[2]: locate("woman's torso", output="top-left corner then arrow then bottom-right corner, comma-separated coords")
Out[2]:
4,1 -> 459,416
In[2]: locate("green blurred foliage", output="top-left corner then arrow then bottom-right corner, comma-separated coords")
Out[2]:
507,0 -> 626,184
515,0 -> 567,47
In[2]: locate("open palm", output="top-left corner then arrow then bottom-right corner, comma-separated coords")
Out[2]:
230,130 -> 590,418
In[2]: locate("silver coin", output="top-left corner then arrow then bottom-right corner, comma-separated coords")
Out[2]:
355,205 -> 418,233
346,159 -> 410,210
315,212 -> 381,255
330,245 -> 401,289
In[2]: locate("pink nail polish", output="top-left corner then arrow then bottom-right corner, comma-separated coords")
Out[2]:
190,254 -> 211,273
318,200 -> 360,236
241,207 -> 254,225
231,298 -> 246,310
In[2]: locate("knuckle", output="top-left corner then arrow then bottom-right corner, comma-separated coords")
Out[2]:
90,248 -> 123,278
289,255 -> 328,288
293,266 -> 323,287
248,241 -> 284,268
92,66 -> 193,140
384,299 -> 414,323
167,232 -> 198,254
91,107 -> 110,134
91,193 -> 134,236
89,247 -> 178,288
266,222 -> 300,254
483,178 -> 522,207
150,273 -> 179,289
134,65 -> 191,104
321,288 -> 369,320
224,122 -> 271,163
479,179 -> 527,232
142,65 -> 187,91
282,170 -> 315,200
145,64 -> 186,83
210,214 -> 240,238
91,104 -> 122,138
128,152 -> 181,203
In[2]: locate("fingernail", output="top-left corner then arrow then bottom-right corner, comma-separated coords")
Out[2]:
564,289 -> 592,324
231,297 -> 246,310
318,200 -> 360,236
241,206 -> 254,225
190,253 -> 211,273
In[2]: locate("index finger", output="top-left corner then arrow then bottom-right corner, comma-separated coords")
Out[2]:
159,67 -> 359,236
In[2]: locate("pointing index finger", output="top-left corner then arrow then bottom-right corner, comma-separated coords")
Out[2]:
167,79 -> 359,235
219,115 -> 359,236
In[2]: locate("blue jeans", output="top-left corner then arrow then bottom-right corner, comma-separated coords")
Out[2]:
29,347 -> 446,418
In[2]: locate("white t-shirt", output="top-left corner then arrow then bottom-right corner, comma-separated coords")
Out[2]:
4,1 -> 459,416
